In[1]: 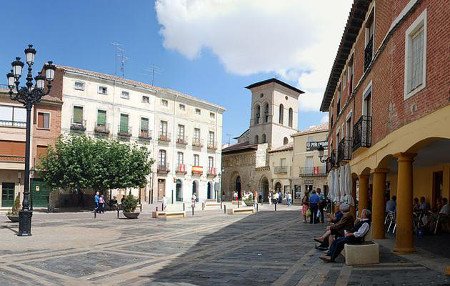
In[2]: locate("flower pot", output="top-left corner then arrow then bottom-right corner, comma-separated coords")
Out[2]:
7,214 -> 19,222
123,212 -> 140,219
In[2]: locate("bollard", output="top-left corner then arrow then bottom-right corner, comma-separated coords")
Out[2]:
202,202 -> 205,211
224,204 -> 227,214
156,207 -> 158,212
275,203 -> 277,211
221,201 -> 223,209
257,203 -> 259,212
183,203 -> 185,211
117,208 -> 119,219
94,210 -> 97,219
192,206 -> 195,216
162,202 -> 164,211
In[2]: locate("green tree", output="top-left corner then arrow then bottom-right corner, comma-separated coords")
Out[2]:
38,135 -> 153,193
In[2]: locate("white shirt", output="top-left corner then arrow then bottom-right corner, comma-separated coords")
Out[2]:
353,219 -> 370,238
440,204 -> 449,215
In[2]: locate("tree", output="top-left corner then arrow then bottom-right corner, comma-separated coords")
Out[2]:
38,135 -> 153,193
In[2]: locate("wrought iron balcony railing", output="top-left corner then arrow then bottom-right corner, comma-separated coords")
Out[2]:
94,123 -> 110,134
117,125 -> 132,137
353,115 -> 372,151
176,136 -> 188,145
70,119 -> 86,132
192,138 -> 203,148
364,37 -> 373,71
207,167 -> 217,176
207,141 -> 217,151
337,137 -> 352,163
158,132 -> 171,143
157,163 -> 170,174
139,130 -> 152,140
0,154 -> 25,163
299,166 -> 326,176
0,119 -> 26,128
176,163 -> 187,174
274,166 -> 288,174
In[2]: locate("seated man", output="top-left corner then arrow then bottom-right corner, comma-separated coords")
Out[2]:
320,209 -> 372,263
314,203 -> 354,250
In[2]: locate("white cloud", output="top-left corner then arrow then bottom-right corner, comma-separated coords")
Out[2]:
155,0 -> 352,112
321,114 -> 329,124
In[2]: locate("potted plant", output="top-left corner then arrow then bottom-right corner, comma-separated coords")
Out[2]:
6,194 -> 21,222
122,192 -> 139,219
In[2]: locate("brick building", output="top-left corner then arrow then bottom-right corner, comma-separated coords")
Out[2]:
321,0 -> 449,252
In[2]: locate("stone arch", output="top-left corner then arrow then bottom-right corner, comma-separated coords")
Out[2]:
176,179 -> 183,202
255,135 -> 259,144
264,102 -> 269,123
254,104 -> 261,124
288,108 -> 293,127
283,137 -> 288,145
258,176 -> 270,202
192,180 -> 199,202
262,134 -> 267,143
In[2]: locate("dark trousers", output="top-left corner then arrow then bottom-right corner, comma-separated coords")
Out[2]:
310,203 -> 318,224
329,236 -> 361,261
319,205 -> 325,222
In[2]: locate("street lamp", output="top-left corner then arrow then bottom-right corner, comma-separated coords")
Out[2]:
317,145 -> 335,166
6,44 -> 55,236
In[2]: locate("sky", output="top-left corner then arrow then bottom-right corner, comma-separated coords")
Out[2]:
1,0 -> 352,144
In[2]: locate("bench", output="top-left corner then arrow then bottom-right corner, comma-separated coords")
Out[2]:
343,229 -> 380,265
226,207 -> 254,215
152,211 -> 186,219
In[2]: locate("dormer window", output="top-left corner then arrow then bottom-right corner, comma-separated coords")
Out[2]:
142,95 -> 150,103
74,81 -> 85,91
98,86 -> 108,95
195,108 -> 201,115
121,91 -> 130,99
161,99 -> 168,106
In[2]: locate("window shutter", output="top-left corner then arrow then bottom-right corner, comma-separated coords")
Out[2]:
141,118 -> 149,131
97,110 -> 106,126
120,114 -> 128,132
73,107 -> 83,123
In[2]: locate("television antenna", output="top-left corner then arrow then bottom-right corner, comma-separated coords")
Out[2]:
144,65 -> 163,86
111,42 -> 128,78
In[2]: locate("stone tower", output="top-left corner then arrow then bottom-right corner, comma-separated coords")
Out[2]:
246,78 -> 304,148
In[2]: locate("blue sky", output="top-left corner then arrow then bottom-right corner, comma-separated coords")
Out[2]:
1,0 -> 352,144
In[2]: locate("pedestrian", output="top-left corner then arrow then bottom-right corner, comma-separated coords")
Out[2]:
301,192 -> 309,223
287,193 -> 292,206
94,191 -> 100,213
278,191 -> 282,204
274,191 -> 279,205
162,195 -> 168,211
317,188 -> 325,223
309,189 -> 320,224
99,195 -> 105,213
269,191 -> 273,205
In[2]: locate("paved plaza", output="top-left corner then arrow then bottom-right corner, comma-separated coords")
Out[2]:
0,205 -> 449,285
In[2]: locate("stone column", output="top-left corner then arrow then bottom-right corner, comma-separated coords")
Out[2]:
394,152 -> 416,253
358,174 -> 369,217
372,168 -> 388,239
350,176 -> 357,218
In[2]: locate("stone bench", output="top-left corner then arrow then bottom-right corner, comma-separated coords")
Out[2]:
152,211 -> 186,219
226,207 -> 254,215
343,229 -> 379,265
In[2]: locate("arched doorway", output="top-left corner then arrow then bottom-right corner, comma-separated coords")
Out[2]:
236,176 -> 242,199
192,180 -> 199,202
275,182 -> 282,193
260,177 -> 269,202
207,182 -> 213,199
176,179 -> 183,202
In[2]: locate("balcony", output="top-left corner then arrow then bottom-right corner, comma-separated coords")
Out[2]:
207,141 -> 217,151
176,136 -> 188,146
274,166 -> 288,174
70,119 -> 86,132
138,130 -> 152,141
94,123 -> 110,134
0,120 -> 26,128
299,166 -> 326,177
353,116 -> 372,151
157,163 -> 170,174
158,132 -> 171,143
192,165 -> 203,176
192,138 -> 203,148
364,37 -> 373,71
337,137 -> 352,163
0,155 -> 25,163
207,167 -> 217,177
117,125 -> 132,138
175,163 -> 187,174
306,140 -> 328,151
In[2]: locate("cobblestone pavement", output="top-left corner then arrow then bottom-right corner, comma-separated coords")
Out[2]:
0,205 -> 448,285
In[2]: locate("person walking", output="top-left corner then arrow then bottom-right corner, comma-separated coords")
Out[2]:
268,191 -> 273,205
94,191 -> 100,213
278,191 -> 282,204
309,189 -> 320,224
301,192 -> 309,223
99,194 -> 105,213
317,188 -> 325,223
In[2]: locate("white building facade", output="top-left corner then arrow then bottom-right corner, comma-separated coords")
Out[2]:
57,66 -> 225,204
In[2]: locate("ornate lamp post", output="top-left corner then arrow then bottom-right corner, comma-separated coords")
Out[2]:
6,44 -> 55,236
317,145 -> 335,166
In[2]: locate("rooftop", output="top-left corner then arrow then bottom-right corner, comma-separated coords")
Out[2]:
222,141 -> 257,154
292,122 -> 328,136
245,78 -> 304,95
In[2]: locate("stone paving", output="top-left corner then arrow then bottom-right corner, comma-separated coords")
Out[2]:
0,204 -> 448,285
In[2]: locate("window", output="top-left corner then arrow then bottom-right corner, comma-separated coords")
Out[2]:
288,108 -> 293,127
161,99 -> 168,106
0,105 -> 26,127
279,104 -> 284,124
255,105 -> 260,124
262,134 -> 267,143
208,131 -> 215,146
121,91 -> 130,99
348,57 -> 354,96
194,128 -> 200,140
160,121 -> 168,136
255,135 -> 259,144
177,152 -> 184,165
363,84 -> 372,116
194,154 -> 200,166
210,112 -> 215,119
404,9 -> 427,98
280,158 -> 286,167
305,156 -> 313,169
264,103 -> 269,123
283,137 -> 288,145
208,156 -> 214,169
179,104 -> 185,110
37,112 -> 50,129
345,115 -> 352,138
141,117 -> 149,132
159,150 -> 166,166
97,110 -> 106,126
195,108 -> 201,115
342,69 -> 347,89
119,114 -> 129,133
142,95 -> 150,103
178,124 -> 185,140
74,81 -> 85,91
364,11 -> 374,70
98,86 -> 108,95
337,84 -> 342,115
73,106 -> 83,124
